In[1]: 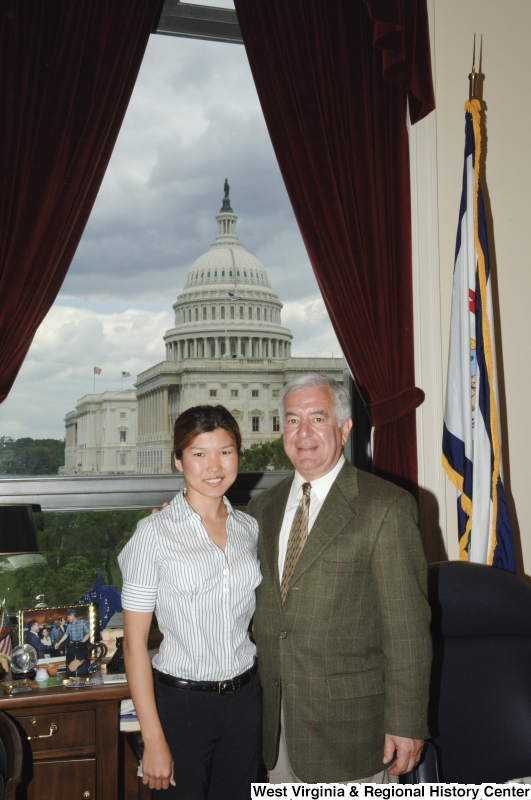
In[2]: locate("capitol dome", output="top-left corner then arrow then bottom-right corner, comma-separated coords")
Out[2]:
163,183 -> 293,361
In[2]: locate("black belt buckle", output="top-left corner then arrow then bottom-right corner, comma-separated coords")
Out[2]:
219,679 -> 235,694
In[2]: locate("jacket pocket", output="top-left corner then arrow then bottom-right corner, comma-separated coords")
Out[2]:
326,669 -> 384,700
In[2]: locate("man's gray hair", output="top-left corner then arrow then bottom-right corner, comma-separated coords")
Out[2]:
278,374 -> 351,428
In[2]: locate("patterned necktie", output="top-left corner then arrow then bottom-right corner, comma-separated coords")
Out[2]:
280,482 -> 311,605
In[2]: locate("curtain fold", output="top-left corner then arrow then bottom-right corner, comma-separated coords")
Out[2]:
0,0 -> 161,404
234,0 -> 434,491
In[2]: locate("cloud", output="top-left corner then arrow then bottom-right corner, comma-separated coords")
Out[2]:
283,296 -> 342,359
60,35 -> 319,306
0,306 -> 172,439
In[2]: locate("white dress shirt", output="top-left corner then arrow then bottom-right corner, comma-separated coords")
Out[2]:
119,491 -> 262,682
278,455 -> 345,578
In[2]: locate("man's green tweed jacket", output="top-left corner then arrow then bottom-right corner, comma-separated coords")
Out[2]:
248,460 -> 432,783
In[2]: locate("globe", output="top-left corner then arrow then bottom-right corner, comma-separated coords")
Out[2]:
11,643 -> 38,675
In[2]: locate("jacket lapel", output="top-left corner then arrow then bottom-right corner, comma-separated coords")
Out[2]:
290,460 -> 359,585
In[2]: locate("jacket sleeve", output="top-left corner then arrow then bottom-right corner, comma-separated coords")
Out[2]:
371,490 -> 432,740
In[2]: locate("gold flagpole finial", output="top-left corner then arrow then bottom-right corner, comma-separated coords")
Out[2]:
469,34 -> 478,100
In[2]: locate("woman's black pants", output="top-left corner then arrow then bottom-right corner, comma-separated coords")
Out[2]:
153,672 -> 262,799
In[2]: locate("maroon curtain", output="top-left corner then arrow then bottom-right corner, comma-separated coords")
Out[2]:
234,0 -> 435,491
0,0 -> 161,404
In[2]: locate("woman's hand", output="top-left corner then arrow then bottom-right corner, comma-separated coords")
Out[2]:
142,736 -> 176,790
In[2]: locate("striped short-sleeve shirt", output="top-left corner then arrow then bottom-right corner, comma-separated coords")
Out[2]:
118,491 -> 261,681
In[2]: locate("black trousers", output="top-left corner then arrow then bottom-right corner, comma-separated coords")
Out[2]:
153,673 -> 262,800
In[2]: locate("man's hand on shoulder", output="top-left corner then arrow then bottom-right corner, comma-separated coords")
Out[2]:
151,502 -> 169,514
383,734 -> 424,775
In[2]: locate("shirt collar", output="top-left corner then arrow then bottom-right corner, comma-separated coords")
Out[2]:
290,454 -> 346,505
169,489 -> 234,520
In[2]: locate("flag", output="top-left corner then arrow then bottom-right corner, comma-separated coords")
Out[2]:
442,99 -> 516,572
94,366 -> 102,375
0,604 -> 12,656
121,371 -> 131,378
227,291 -> 244,301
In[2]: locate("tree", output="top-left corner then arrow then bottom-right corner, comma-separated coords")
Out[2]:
0,436 -> 65,475
2,509 -> 150,611
239,437 -> 294,472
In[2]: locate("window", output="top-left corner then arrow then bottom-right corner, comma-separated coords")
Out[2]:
120,431 -> 126,443
257,308 -> 261,321
220,341 -> 226,356
230,306 -> 234,319
203,307 -> 207,320
272,389 -> 280,397
120,412 -> 126,419
252,389 -> 259,398
231,389 -> 239,397
252,416 -> 260,432
230,340 -> 236,355
212,306 -> 216,320
195,308 -> 199,321
273,416 -> 280,432
239,306 -> 243,319
188,309 -> 192,322
210,341 -> 216,357
221,307 -> 225,320
210,389 -> 217,397
248,307 -> 252,319
241,341 -> 246,356
120,453 -> 127,465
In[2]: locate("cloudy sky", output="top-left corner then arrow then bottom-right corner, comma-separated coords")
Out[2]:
0,24 -> 341,441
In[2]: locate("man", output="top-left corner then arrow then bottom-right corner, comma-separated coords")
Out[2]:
247,374 -> 431,784
52,616 -> 68,655
25,620 -> 43,654
55,609 -> 90,648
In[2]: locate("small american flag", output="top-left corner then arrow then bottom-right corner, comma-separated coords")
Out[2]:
94,366 -> 102,375
0,604 -> 12,656
121,371 -> 131,378
228,291 -> 244,301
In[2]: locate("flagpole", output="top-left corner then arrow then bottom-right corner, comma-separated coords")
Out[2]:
468,34 -> 480,100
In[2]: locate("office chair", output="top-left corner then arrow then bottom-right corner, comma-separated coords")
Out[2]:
401,560 -> 531,784
0,711 -> 23,800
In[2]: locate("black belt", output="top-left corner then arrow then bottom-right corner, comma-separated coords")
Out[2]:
155,660 -> 258,695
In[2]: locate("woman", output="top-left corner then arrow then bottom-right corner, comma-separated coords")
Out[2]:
40,626 -> 53,647
118,405 -> 262,799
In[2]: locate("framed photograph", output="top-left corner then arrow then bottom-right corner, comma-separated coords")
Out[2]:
18,604 -> 99,653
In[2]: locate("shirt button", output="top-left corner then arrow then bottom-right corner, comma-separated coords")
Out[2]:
279,631 -> 287,639
223,569 -> 228,575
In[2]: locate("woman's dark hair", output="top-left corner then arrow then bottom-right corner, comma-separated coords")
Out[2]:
173,405 -> 242,461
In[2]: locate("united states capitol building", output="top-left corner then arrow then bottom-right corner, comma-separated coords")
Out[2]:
62,185 -> 343,474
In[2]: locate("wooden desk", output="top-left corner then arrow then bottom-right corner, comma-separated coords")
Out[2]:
0,680 -> 131,800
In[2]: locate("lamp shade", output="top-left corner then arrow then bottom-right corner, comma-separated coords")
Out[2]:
0,505 -> 41,554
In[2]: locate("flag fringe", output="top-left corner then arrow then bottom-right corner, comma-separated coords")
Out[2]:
464,98 -> 501,567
